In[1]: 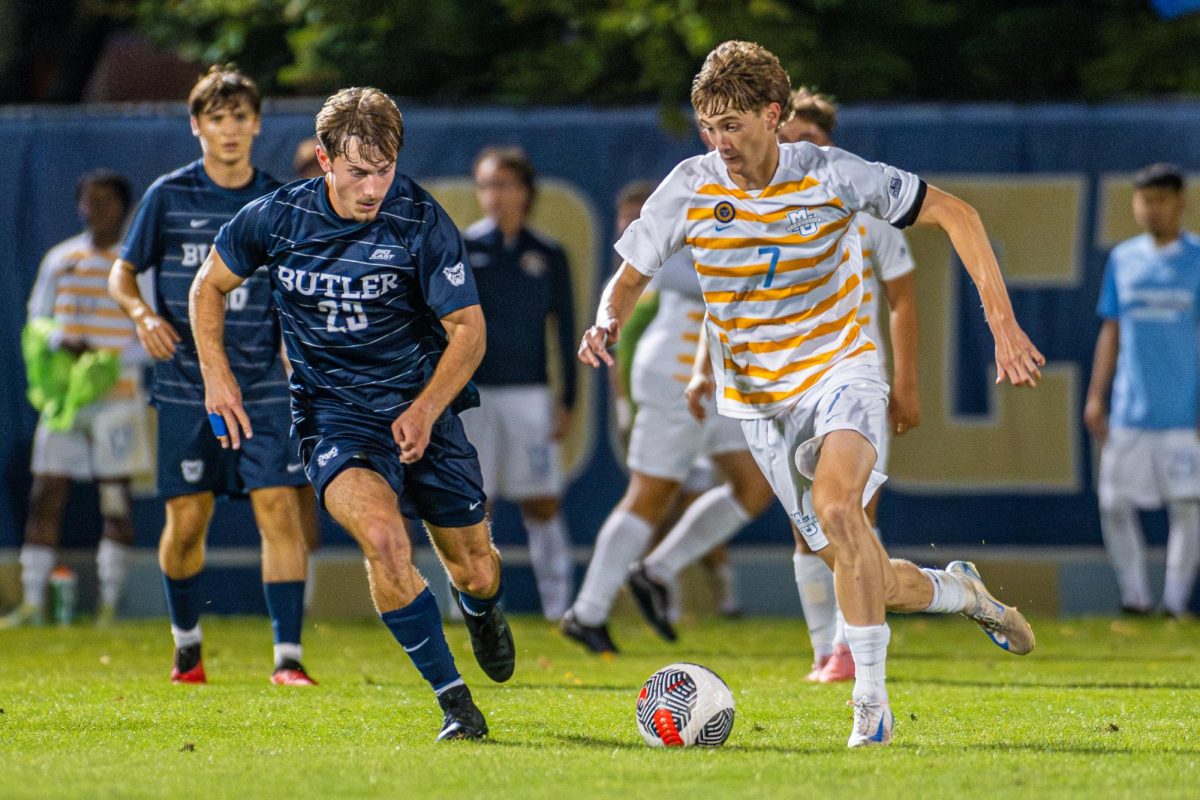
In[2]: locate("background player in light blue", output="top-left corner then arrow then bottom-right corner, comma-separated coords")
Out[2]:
1085,162 -> 1200,618
108,66 -> 315,685
191,87 -> 514,741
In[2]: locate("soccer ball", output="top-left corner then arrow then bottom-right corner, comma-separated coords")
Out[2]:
635,662 -> 735,747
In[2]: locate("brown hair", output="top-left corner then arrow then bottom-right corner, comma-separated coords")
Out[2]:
315,87 -> 404,165
473,146 -> 536,203
188,65 -> 261,117
690,41 -> 791,123
787,87 -> 838,136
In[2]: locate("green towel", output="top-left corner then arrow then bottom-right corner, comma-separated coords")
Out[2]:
23,318 -> 122,431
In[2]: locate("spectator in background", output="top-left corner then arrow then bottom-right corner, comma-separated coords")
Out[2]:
461,146 -> 576,620
1085,163 -> 1200,619
4,169 -> 148,627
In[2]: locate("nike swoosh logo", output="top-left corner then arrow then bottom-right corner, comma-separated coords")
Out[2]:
287,463 -> 303,473
189,219 -> 209,228
403,637 -> 429,653
714,224 -> 733,232
469,500 -> 483,510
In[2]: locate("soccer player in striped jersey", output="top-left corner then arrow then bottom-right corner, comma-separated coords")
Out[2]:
108,67 -> 315,686
579,41 -> 1042,748
191,87 -> 514,741
778,88 -> 921,684
3,170 -> 148,628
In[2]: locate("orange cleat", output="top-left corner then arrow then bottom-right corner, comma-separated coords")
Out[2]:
271,659 -> 318,686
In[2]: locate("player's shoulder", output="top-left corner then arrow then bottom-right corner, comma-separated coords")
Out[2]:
380,173 -> 443,225
41,232 -> 90,265
149,160 -> 205,193
1179,230 -> 1200,253
463,217 -> 496,241
1110,233 -> 1151,261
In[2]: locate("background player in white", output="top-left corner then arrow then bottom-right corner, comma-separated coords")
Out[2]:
4,170 -> 148,627
461,147 -> 577,620
1085,163 -> 1200,618
561,168 -> 775,655
580,40 -> 1041,748
778,88 -> 921,683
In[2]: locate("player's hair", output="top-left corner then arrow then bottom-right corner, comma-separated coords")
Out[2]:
1134,162 -> 1185,193
473,146 -> 536,209
188,65 -> 262,117
75,169 -> 133,216
616,179 -> 656,212
690,41 -> 792,124
315,87 -> 404,165
292,137 -> 321,178
787,87 -> 838,136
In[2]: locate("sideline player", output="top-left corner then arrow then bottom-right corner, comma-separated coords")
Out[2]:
461,147 -> 577,620
4,170 -> 147,627
192,87 -> 514,741
778,88 -> 921,683
579,41 -> 1041,748
562,167 -> 776,655
1085,163 -> 1200,618
108,66 -> 314,685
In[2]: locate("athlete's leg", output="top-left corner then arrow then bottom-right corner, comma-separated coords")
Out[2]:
159,492 -> 214,680
792,524 -> 838,680
519,496 -> 573,620
96,479 -> 135,620
248,485 -> 312,677
14,475 -> 71,621
1099,499 -> 1151,612
1164,500 -> 1200,617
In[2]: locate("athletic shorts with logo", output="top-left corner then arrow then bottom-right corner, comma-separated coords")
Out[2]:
626,394 -> 747,483
156,400 -> 305,499
1099,427 -> 1200,508
740,361 -> 890,553
32,396 -> 152,481
294,398 -> 486,528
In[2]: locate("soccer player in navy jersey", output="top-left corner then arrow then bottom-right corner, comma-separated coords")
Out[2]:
108,66 -> 315,686
190,87 -> 514,741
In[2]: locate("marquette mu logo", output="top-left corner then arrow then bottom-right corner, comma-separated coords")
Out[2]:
786,208 -> 820,236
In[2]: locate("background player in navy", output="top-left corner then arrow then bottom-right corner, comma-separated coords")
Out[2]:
191,87 -> 514,741
461,146 -> 577,620
107,66 -> 315,686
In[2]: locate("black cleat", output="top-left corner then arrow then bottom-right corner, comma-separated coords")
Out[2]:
560,608 -> 619,655
452,588 -> 516,683
436,684 -> 488,742
627,564 -> 678,642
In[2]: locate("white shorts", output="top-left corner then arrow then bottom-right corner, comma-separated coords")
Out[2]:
740,364 -> 890,552
1099,427 -> 1200,508
626,396 -> 748,482
459,385 -> 562,500
31,397 -> 152,481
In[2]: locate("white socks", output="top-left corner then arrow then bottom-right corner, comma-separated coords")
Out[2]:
643,485 -> 749,584
1164,501 -> 1200,616
274,642 -> 303,667
571,510 -> 653,627
1100,502 -> 1151,610
920,566 -> 973,615
793,552 -> 836,660
845,622 -> 890,703
171,624 -> 202,649
18,544 -> 55,610
96,538 -> 131,610
524,514 -> 574,620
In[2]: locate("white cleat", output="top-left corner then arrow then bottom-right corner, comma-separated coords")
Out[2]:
847,698 -> 894,748
947,560 -> 1036,655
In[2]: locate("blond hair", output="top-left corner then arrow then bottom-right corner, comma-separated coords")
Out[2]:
315,87 -> 404,164
690,41 -> 791,123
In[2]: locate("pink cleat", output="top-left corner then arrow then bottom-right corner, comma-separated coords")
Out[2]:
805,654 -> 831,682
818,643 -> 856,683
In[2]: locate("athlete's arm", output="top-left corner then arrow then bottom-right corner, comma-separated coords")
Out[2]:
393,304 -> 486,464
1084,320 -> 1119,442
684,316 -> 714,422
883,272 -> 920,434
578,262 -> 653,368
108,258 -> 180,360
190,248 -> 253,450
914,186 -> 1045,388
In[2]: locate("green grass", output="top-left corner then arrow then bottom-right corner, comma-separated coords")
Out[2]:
0,614 -> 1196,799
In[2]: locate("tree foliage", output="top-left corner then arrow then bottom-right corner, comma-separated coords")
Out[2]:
111,0 -> 1200,103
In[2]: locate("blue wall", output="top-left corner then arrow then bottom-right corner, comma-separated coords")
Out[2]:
3,101 -> 1199,558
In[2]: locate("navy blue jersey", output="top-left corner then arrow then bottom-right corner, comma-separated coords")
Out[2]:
120,160 -> 286,407
464,219 -> 577,409
214,175 -> 480,418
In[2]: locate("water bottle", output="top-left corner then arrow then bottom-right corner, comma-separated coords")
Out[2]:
49,565 -> 77,626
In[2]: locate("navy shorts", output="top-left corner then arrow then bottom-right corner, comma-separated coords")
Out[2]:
294,400 -> 486,528
155,400 -> 307,500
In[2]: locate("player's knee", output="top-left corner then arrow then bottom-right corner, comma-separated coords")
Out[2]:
812,491 -> 858,534
359,518 -> 413,572
453,551 -> 500,597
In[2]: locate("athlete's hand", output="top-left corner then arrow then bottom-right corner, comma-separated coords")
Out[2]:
889,380 -> 921,435
991,317 -> 1045,388
205,370 -> 252,450
685,371 -> 715,422
393,402 -> 436,464
578,320 -> 619,368
132,306 -> 181,360
1083,396 -> 1109,443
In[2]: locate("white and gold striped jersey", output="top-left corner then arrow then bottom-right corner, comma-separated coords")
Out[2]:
856,213 -> 915,378
631,249 -> 705,406
616,142 -> 924,419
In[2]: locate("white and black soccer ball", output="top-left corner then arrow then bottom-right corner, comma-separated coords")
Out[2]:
636,662 -> 735,747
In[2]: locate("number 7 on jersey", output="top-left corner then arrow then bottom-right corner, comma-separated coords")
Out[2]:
758,246 -> 781,288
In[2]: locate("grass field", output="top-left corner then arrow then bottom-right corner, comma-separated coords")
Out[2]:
0,613 -> 1197,799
